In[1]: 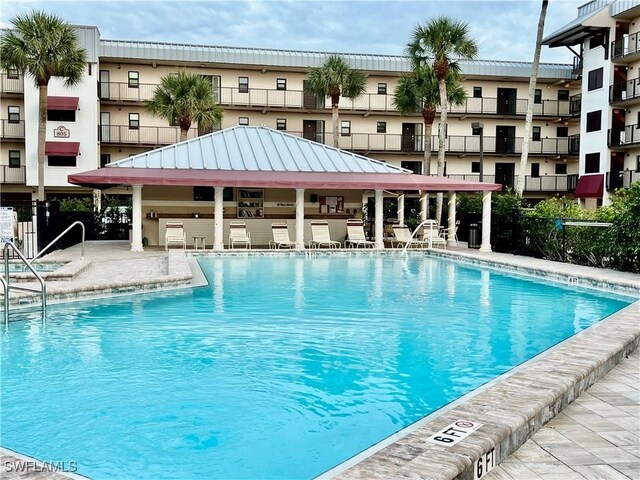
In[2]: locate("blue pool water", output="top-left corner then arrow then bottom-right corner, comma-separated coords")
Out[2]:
0,256 -> 633,479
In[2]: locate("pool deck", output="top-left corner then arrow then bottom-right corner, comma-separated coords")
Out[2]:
1,241 -> 639,480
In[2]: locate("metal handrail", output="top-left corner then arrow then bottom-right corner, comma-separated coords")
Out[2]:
3,241 -> 47,320
0,274 -> 8,327
31,221 -> 85,263
402,220 -> 438,255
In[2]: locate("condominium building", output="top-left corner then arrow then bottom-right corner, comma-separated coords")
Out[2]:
545,0 -> 640,207
1,23 -> 584,210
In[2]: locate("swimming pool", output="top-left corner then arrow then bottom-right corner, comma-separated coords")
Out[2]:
0,255 -> 633,479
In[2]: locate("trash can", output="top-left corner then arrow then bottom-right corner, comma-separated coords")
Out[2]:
468,223 -> 481,249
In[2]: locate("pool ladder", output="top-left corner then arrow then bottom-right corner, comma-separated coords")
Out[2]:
1,241 -> 47,328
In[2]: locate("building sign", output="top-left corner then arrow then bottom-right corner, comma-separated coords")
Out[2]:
54,126 -> 70,138
0,207 -> 15,245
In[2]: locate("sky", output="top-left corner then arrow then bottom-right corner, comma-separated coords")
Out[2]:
0,0 -> 585,65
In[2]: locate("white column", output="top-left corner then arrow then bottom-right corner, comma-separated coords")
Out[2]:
397,191 -> 405,226
295,188 -> 305,250
130,184 -> 143,252
447,190 -> 457,247
214,186 -> 224,251
420,191 -> 428,222
480,191 -> 492,252
374,189 -> 384,249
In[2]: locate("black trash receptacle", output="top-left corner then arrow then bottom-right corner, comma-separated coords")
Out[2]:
468,223 -> 480,249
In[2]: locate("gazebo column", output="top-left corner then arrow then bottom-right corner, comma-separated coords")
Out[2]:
214,186 -> 224,251
374,189 -> 384,249
420,191 -> 428,222
447,190 -> 457,247
130,184 -> 143,252
295,188 -> 305,250
480,191 -> 492,252
397,191 -> 405,226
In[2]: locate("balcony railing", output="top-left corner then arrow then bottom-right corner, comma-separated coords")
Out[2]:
570,94 -> 581,115
609,78 -> 640,104
572,56 -> 583,76
0,120 -> 25,139
98,81 -> 573,117
0,73 -> 24,94
445,174 -> 577,192
608,124 -> 640,148
607,170 -> 640,190
288,132 -> 578,155
0,165 -> 26,184
99,125 -> 198,145
612,32 -> 640,61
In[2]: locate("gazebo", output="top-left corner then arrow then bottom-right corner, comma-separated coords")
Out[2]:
69,126 -> 501,251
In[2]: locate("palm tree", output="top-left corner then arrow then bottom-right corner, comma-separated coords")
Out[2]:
304,55 -> 366,148
408,17 -> 478,225
146,70 -> 224,142
517,0 -> 549,196
0,11 -> 87,201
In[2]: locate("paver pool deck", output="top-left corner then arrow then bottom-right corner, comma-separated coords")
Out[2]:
1,241 -> 638,480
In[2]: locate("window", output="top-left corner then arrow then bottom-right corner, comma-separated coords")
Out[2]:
195,187 -> 233,201
558,90 -> 570,101
473,86 -> 482,98
8,150 -> 20,168
557,126 -> 569,137
637,111 -> 640,126
586,110 -> 602,132
47,109 -> 76,122
531,162 -> 540,177
377,83 -> 387,95
532,126 -> 541,141
555,163 -> 567,174
238,117 -> 249,126
340,120 -> 351,136
534,89 -> 542,104
585,152 -> 600,173
100,154 -> 111,168
276,78 -> 287,91
587,68 -> 603,91
128,71 -> 139,88
276,118 -> 286,130
238,77 -> 249,93
7,68 -> 19,79
401,161 -> 422,174
8,106 -> 20,123
377,121 -> 386,133
590,32 -> 606,50
471,161 -> 480,173
636,155 -> 640,172
128,113 -> 139,130
47,155 -> 76,167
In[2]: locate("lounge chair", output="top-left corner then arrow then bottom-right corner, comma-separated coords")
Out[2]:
423,220 -> 447,249
392,225 -> 428,248
269,223 -> 296,249
346,219 -> 375,248
165,221 -> 186,251
440,220 -> 460,245
309,220 -> 341,248
229,221 -> 251,249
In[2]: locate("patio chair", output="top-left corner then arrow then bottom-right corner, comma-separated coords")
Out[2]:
345,219 -> 375,248
439,220 -> 460,245
423,220 -> 447,249
165,221 -> 186,251
309,220 -> 341,248
392,225 -> 428,248
269,223 -> 296,249
229,221 -> 251,249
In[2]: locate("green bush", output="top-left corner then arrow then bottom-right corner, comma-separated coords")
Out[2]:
602,182 -> 640,273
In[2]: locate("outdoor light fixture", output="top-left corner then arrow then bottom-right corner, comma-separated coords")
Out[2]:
471,122 -> 484,182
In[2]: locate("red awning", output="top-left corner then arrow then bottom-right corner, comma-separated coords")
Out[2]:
47,96 -> 79,110
45,141 -> 80,156
68,168 -> 503,192
573,174 -> 604,198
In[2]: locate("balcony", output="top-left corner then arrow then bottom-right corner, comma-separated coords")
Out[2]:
569,94 -> 581,116
445,174 -> 577,192
0,120 -> 25,140
612,32 -> 640,64
97,81 -> 573,117
569,134 -> 580,155
609,78 -> 640,106
608,124 -> 640,148
572,56 -> 583,77
99,125 -> 198,145
607,170 -> 640,190
0,165 -> 26,184
0,72 -> 24,95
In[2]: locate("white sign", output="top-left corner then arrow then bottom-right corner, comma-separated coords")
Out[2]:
0,207 -> 14,245
426,419 -> 483,447
474,446 -> 496,479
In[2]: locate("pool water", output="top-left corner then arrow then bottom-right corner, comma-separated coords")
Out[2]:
0,256 -> 633,479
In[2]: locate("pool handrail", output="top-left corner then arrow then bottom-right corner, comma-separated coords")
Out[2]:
401,220 -> 437,255
3,241 -> 47,323
0,274 -> 7,327
30,221 -> 85,264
